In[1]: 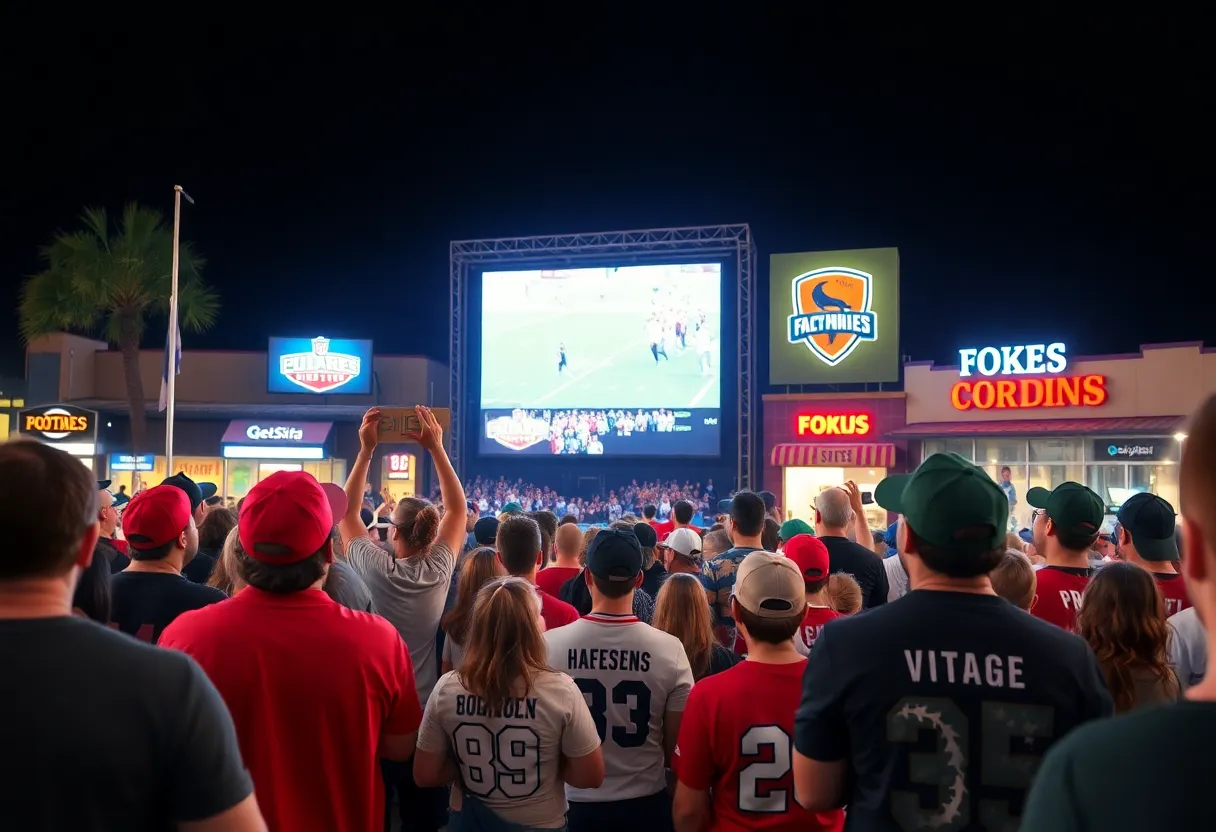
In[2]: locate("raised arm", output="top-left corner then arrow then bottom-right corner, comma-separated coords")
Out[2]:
410,405 -> 467,555
339,408 -> 380,550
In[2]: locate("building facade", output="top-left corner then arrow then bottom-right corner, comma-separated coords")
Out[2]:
892,341 -> 1209,530
23,333 -> 448,500
762,392 -> 908,528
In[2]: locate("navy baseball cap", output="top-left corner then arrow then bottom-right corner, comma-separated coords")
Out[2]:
586,529 -> 643,581
633,522 -> 658,549
1117,492 -> 1179,561
162,472 -> 203,512
474,516 -> 500,546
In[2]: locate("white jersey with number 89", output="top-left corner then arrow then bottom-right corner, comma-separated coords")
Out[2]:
545,612 -> 695,802
416,670 -> 601,828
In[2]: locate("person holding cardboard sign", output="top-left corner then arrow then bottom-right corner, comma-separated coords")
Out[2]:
338,405 -> 467,832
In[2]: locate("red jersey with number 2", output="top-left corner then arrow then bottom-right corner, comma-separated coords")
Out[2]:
1031,566 -> 1093,632
673,659 -> 844,832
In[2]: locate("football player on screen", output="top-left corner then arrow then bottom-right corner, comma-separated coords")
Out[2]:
558,342 -> 568,374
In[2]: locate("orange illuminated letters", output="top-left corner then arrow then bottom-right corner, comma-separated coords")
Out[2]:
796,413 -> 871,436
950,375 -> 1107,411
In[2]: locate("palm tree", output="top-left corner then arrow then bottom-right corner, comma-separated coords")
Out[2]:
19,203 -> 219,453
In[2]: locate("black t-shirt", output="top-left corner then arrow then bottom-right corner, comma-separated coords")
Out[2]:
819,535 -> 890,609
110,571 -> 228,643
0,616 -> 252,830
1022,700 -> 1216,830
641,560 -> 667,598
795,590 -> 1113,830
94,537 -> 130,574
706,642 -> 742,678
181,548 -> 217,584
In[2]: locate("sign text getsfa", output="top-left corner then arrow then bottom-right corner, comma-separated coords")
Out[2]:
951,342 -> 1107,411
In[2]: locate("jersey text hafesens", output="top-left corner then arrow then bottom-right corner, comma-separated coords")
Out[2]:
568,648 -> 651,672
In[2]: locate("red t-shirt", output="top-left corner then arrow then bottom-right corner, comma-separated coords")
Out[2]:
797,606 -> 841,653
536,566 -> 581,597
1031,566 -> 1093,631
160,588 -> 423,832
539,588 -> 580,631
1154,572 -> 1192,616
674,659 -> 844,832
652,519 -> 675,539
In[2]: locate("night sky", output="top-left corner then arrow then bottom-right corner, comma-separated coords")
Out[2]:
3,10 -> 1209,382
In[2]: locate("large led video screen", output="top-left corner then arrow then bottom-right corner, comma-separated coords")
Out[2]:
478,264 -> 722,456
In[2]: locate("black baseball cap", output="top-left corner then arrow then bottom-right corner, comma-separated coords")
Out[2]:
717,499 -> 734,514
586,528 -> 643,582
162,472 -> 203,511
633,522 -> 658,549
1117,492 -> 1179,561
1027,482 -> 1104,540
473,516 -> 500,546
96,479 -> 112,491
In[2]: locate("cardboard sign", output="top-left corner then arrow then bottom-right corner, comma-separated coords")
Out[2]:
376,408 -> 451,444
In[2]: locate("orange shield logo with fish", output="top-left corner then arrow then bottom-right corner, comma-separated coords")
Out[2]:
787,267 -> 878,366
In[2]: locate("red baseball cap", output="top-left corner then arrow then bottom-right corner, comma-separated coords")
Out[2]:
783,533 -> 830,580
239,471 -> 333,564
123,485 -> 192,550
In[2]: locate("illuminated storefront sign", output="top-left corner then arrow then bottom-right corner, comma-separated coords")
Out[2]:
959,343 -> 1068,377
109,453 -> 154,472
220,420 -> 333,460
796,413 -> 871,437
267,336 -> 373,395
18,404 -> 98,456
385,453 -> 412,480
951,342 -> 1107,411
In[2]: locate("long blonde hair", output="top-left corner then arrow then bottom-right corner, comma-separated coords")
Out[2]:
459,577 -> 553,708
653,574 -> 714,679
442,548 -> 505,645
206,526 -> 245,596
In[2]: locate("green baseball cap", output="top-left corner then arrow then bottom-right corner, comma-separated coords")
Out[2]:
874,453 -> 1008,556
1026,482 -> 1103,540
500,501 -> 524,515
778,518 -> 814,541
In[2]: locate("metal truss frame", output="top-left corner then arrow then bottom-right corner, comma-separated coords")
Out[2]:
450,224 -> 756,489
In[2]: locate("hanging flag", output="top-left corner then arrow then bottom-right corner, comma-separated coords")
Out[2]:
158,311 -> 181,412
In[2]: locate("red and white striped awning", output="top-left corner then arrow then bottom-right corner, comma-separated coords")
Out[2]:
770,443 -> 896,468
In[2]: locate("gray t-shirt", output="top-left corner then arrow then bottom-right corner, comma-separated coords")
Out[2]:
347,534 -> 455,704
324,561 -> 376,614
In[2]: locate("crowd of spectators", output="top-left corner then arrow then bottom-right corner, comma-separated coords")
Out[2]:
433,474 -> 721,523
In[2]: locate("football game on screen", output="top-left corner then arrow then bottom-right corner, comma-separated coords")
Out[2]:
478,264 -> 722,456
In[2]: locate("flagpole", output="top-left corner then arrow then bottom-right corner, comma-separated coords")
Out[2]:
165,185 -> 184,475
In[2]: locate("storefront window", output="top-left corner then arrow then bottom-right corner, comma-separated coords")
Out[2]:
1029,438 -> 1083,463
226,461 -> 256,500
1021,464 -> 1084,531
975,438 -> 1027,464
1088,465 -> 1128,506
923,438 -> 975,460
1130,464 -> 1180,514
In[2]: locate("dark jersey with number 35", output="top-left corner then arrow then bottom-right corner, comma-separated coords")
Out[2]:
794,590 -> 1113,831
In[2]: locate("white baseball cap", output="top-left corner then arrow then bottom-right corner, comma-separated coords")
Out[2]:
662,528 -> 703,562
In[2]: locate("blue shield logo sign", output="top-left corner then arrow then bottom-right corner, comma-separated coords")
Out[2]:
787,267 -> 878,367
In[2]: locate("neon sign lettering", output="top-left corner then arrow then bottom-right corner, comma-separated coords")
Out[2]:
951,376 -> 1108,411
796,413 -> 871,436
958,343 -> 1067,378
